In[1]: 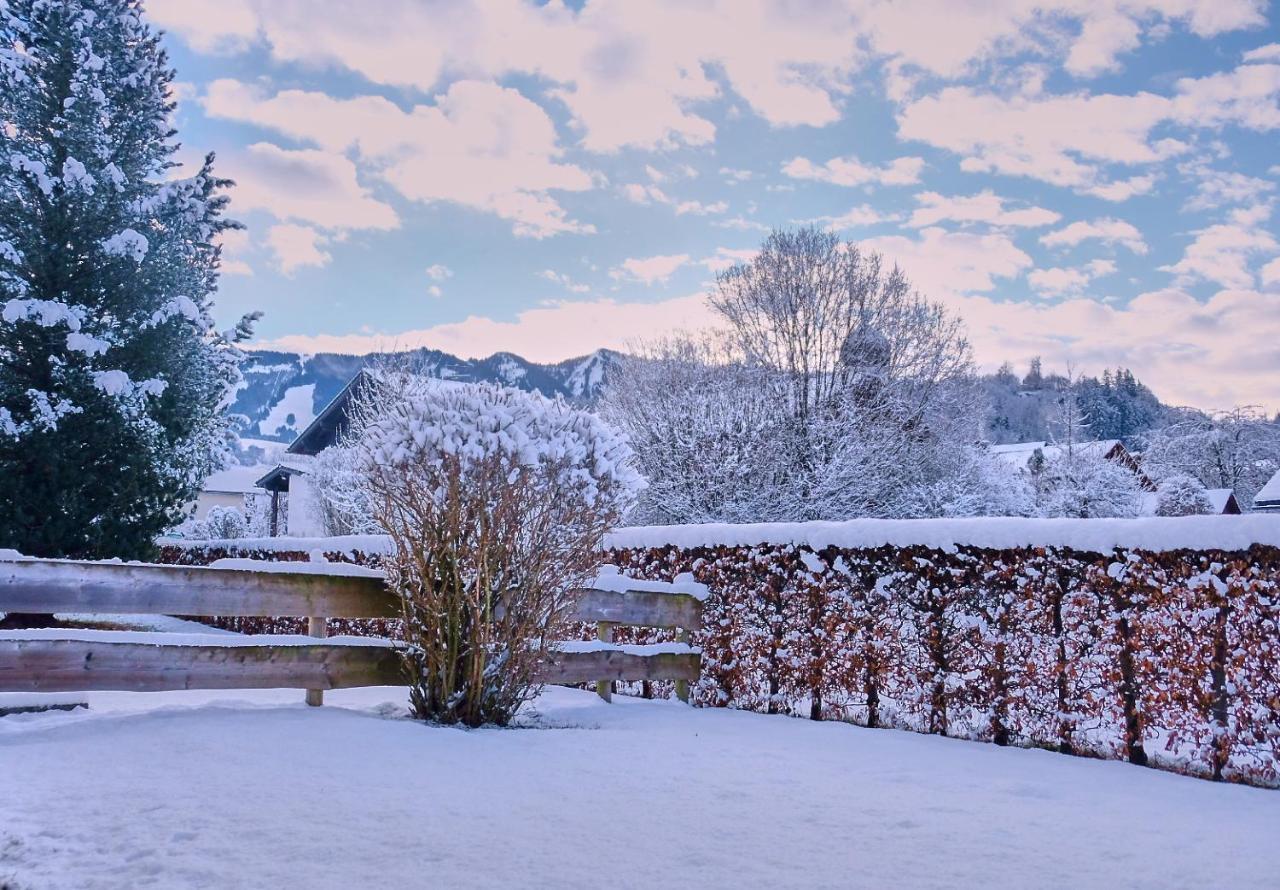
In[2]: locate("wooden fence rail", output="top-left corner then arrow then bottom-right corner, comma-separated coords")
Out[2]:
0,559 -> 702,705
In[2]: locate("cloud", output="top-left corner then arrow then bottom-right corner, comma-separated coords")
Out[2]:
225,142 -> 399,232
610,253 -> 690,285
1161,205 -> 1279,289
215,228 -> 253,276
425,264 -> 453,282
1040,218 -> 1149,254
203,79 -> 594,238
1261,256 -> 1280,287
804,204 -> 891,231
265,224 -> 331,275
908,191 -> 1060,228
898,63 -> 1280,196
254,292 -> 719,363
620,182 -> 727,216
783,154 -> 924,188
1027,259 -> 1116,298
540,269 -> 591,294
950,286 -> 1280,410
701,247 -> 758,273
1184,164 -> 1276,210
859,227 -> 1033,300
1244,44 -> 1280,64
674,200 -> 728,216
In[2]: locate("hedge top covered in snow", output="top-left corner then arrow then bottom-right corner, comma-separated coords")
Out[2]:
159,535 -> 396,557
605,515 -> 1280,555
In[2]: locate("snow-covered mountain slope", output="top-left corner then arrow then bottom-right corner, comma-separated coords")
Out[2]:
232,347 -> 622,443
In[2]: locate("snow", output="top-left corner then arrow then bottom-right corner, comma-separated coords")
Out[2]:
990,438 -> 1121,470
160,534 -> 395,556
1255,469 -> 1280,507
256,383 -> 316,436
606,515 -> 1280,554
553,640 -> 697,656
0,629 -> 394,648
207,557 -> 385,578
200,464 -> 275,494
1,685 -> 1275,888
591,564 -> 709,599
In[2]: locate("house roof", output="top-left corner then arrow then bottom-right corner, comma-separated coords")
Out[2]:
254,460 -> 311,492
990,439 -> 1122,470
286,370 -> 370,456
202,465 -> 276,495
1254,469 -> 1280,507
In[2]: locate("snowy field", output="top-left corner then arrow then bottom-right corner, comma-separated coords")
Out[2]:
2,686 -> 1276,889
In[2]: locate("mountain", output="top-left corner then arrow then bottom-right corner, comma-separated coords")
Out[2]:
231,347 -> 622,444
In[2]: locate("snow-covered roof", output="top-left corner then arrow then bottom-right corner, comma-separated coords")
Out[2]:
1138,488 -> 1239,517
1255,470 -> 1280,508
990,439 -> 1122,471
1205,488 -> 1237,514
201,465 -> 276,495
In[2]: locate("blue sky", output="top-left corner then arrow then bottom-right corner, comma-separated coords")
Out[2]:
147,0 -> 1280,409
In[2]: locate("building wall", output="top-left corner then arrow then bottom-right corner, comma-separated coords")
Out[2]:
286,474 -> 326,536
192,491 -> 246,519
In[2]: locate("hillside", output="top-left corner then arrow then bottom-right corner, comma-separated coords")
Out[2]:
232,347 -> 621,443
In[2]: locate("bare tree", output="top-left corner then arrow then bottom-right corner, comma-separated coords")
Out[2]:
604,226 -> 1000,521
1141,407 -> 1280,508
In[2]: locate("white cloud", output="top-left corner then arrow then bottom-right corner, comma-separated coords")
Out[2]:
225,142 -> 399,232
255,292 -> 719,363
951,286 -> 1280,410
1027,258 -> 1116,298
1040,218 -> 1149,254
266,224 -> 331,275
701,247 -> 758,273
898,63 -> 1280,196
859,227 -> 1033,300
427,285 -> 444,298
804,204 -> 890,231
908,191 -> 1060,228
1161,205 -> 1279,289
1244,44 -> 1280,64
783,154 -> 924,188
1184,164 -> 1276,210
216,228 -> 253,276
674,200 -> 728,216
203,79 -> 594,238
610,253 -> 690,285
1261,256 -> 1280,287
540,269 -> 591,294
425,264 -> 453,282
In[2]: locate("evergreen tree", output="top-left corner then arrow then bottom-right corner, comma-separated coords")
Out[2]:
0,0 -> 254,562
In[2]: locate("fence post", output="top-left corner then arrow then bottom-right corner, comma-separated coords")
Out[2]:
595,621 -> 615,703
675,627 -> 691,704
305,616 -> 328,707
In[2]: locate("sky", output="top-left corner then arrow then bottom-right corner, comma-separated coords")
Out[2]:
145,0 -> 1280,410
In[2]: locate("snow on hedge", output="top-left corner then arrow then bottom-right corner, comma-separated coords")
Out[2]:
607,514 -> 1280,554
207,557 -> 385,578
159,535 -> 395,557
591,564 -> 708,599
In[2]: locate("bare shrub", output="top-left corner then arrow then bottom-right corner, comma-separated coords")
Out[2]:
347,375 -> 642,726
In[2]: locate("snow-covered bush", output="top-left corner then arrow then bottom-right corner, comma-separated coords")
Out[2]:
199,505 -> 249,539
343,375 -> 643,726
1154,475 -> 1213,516
1035,451 -> 1145,518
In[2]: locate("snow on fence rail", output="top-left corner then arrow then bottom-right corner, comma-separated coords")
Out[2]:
0,558 -> 702,704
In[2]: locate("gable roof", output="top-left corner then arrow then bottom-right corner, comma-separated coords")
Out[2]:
1255,469 -> 1280,508
286,369 -> 371,456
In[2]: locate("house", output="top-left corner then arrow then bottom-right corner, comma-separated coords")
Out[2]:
1138,487 -> 1242,516
1254,470 -> 1280,513
192,464 -> 274,519
990,439 -> 1155,490
255,370 -> 370,536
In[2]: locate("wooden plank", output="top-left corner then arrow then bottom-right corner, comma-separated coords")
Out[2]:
305,616 -> 328,707
0,640 -> 699,693
0,640 -> 404,693
538,649 -> 701,685
570,588 -> 703,630
0,560 -> 399,619
595,621 -> 615,702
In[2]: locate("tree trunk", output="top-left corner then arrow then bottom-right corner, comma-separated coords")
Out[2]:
1115,608 -> 1148,766
1209,602 -> 1231,781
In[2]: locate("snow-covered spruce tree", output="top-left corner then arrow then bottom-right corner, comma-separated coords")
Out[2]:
0,1 -> 252,564
339,374 -> 643,727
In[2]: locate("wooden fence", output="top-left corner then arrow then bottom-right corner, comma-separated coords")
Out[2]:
0,559 -> 701,705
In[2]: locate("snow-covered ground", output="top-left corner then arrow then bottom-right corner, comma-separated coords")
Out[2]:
2,686 -> 1275,889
